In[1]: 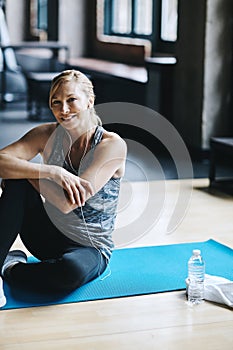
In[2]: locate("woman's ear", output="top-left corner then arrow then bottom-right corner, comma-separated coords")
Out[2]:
88,97 -> 94,108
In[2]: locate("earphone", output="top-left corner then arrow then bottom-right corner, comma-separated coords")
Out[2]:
66,119 -> 112,280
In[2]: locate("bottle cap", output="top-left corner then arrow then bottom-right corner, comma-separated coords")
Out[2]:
193,249 -> 201,255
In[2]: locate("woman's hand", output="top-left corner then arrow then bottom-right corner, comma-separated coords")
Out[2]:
52,166 -> 94,207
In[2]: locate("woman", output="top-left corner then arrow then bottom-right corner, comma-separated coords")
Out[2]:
0,69 -> 126,306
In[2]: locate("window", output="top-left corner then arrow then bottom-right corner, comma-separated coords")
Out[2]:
102,0 -> 153,39
161,0 -> 178,41
29,0 -> 58,41
30,0 -> 48,40
134,0 -> 153,35
97,0 -> 178,54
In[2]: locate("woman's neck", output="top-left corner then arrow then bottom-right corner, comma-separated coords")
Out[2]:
64,124 -> 97,151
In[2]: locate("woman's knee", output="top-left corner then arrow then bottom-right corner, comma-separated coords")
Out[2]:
58,255 -> 86,291
57,250 -> 102,292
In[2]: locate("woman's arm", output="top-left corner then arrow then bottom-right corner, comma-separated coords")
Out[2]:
0,124 -> 54,180
30,131 -> 126,214
28,174 -> 93,213
0,124 -> 93,207
80,132 -> 127,200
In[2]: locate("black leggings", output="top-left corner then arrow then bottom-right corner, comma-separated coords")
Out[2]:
0,179 -> 108,294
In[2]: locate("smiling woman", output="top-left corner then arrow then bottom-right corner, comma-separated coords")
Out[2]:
49,70 -> 102,129
0,69 -> 127,306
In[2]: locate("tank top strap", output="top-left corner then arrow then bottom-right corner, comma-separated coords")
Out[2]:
91,126 -> 104,149
46,124 -> 65,166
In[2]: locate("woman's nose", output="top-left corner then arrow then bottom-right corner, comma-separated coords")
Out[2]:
61,102 -> 70,114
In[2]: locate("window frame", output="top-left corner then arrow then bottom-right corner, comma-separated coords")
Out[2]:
29,0 -> 58,41
97,0 -> 177,55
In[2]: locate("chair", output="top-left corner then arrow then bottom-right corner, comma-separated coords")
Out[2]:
0,7 -> 27,108
0,6 -> 69,119
209,137 -> 233,190
14,43 -> 69,120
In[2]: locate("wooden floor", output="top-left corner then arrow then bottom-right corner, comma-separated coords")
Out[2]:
1,178 -> 233,349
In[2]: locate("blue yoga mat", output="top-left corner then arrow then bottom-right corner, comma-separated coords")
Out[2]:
2,239 -> 233,310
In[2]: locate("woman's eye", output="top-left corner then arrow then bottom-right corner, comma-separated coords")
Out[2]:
52,100 -> 60,105
68,97 -> 76,103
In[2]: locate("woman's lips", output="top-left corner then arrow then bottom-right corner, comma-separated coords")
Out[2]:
61,114 -> 77,122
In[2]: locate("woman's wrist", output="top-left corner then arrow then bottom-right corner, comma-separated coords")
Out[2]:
42,164 -> 60,181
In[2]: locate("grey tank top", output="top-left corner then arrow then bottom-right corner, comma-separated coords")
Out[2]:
44,125 -> 121,258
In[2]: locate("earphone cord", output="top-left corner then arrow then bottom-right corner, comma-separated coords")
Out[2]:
66,128 -> 111,280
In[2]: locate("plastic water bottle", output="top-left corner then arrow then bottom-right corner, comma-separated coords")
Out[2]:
187,249 -> 205,304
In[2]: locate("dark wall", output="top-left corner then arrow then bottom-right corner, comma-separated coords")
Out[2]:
172,0 -> 207,150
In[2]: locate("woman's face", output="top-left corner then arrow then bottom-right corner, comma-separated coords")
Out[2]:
50,80 -> 91,128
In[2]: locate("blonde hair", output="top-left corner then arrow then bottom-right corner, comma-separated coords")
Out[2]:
49,69 -> 102,126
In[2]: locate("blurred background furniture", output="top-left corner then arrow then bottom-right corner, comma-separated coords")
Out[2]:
209,137 -> 233,192
0,6 -> 69,119
1,41 -> 69,120
0,6 -> 27,108
14,42 -> 69,119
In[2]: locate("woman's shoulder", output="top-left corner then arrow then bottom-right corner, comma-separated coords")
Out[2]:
32,122 -> 57,136
24,122 -> 58,153
26,122 -> 57,142
101,128 -> 127,150
101,127 -> 123,142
